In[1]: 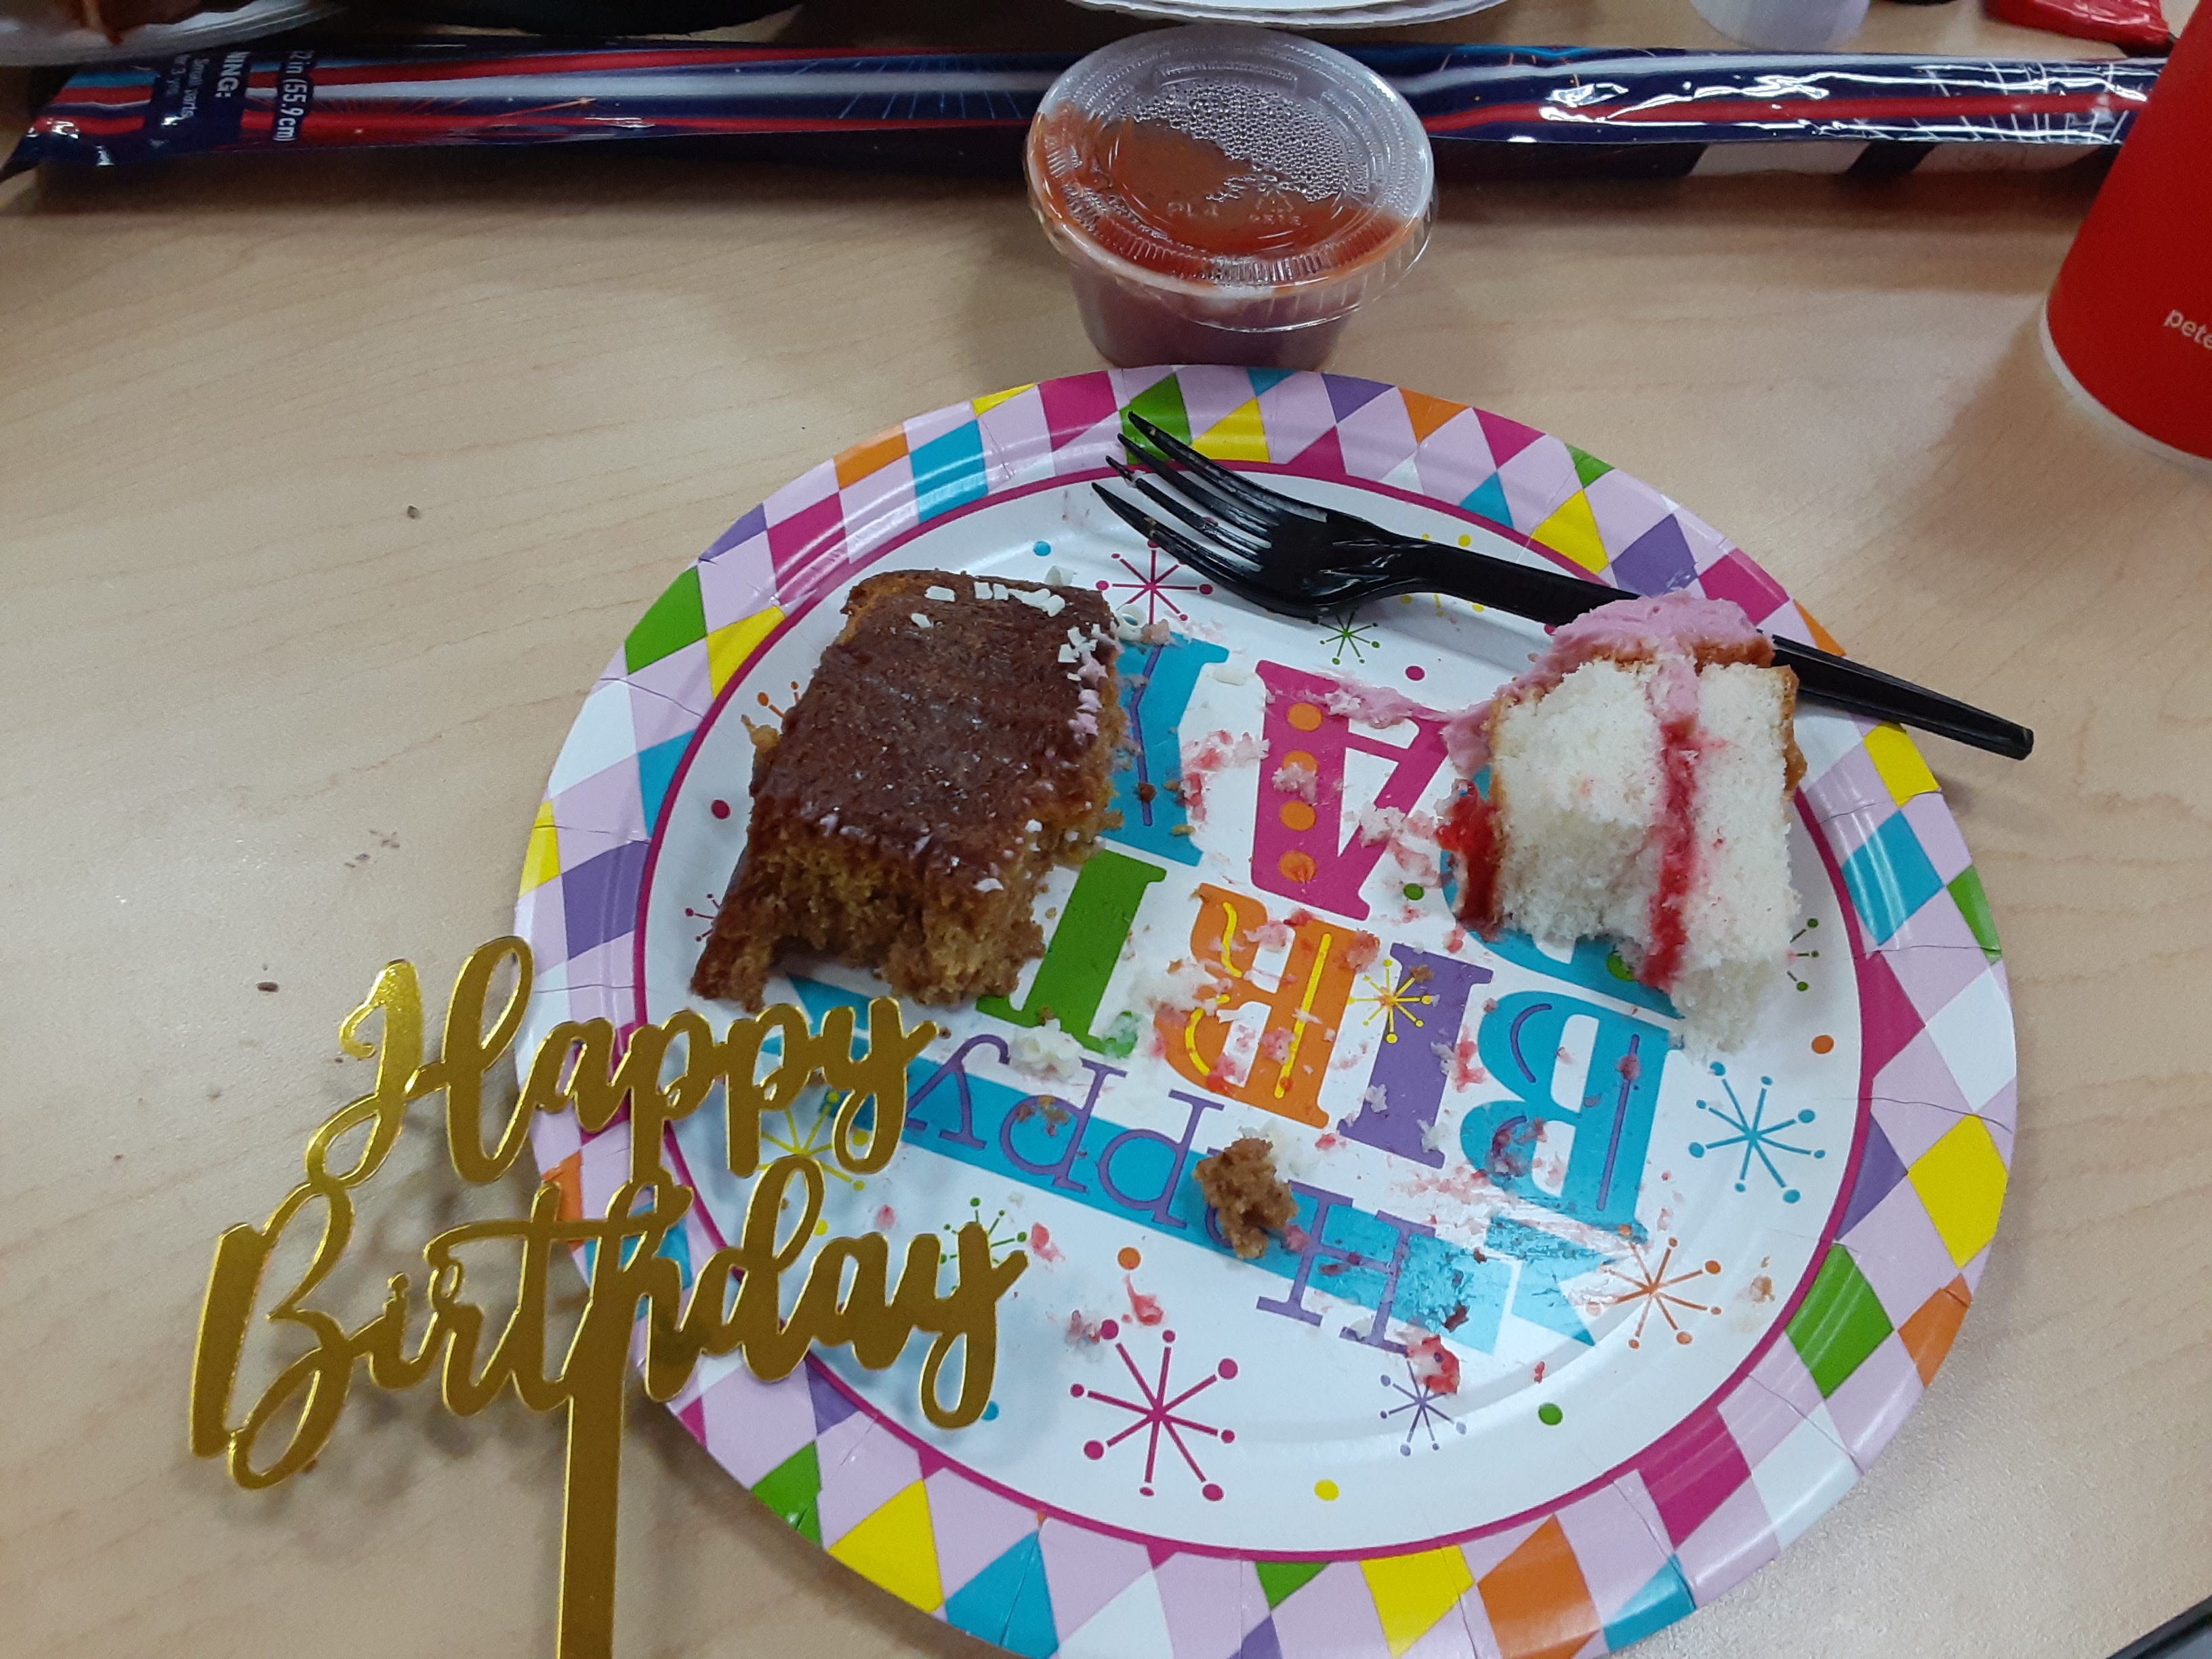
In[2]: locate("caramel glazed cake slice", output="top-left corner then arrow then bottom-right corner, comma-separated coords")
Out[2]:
693,569 -> 1124,1010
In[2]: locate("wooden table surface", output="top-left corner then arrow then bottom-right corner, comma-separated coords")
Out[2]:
3,3 -> 2208,1656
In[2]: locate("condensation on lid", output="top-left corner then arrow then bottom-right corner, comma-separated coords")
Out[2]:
1026,26 -> 1435,307
1126,79 -> 1363,203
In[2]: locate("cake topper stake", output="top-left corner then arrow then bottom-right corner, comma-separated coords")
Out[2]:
189,937 -> 1024,1659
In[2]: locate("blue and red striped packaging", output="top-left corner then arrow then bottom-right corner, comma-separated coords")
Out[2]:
7,40 -> 2161,179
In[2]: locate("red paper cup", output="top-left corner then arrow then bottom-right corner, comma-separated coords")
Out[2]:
2043,7 -> 2212,471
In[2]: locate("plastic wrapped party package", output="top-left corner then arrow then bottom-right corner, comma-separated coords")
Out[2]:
5,40 -> 2163,180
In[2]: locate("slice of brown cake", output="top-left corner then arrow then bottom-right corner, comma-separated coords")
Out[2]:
693,569 -> 1124,1009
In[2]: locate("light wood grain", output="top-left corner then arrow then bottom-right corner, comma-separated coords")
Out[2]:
1,3 -> 2207,1657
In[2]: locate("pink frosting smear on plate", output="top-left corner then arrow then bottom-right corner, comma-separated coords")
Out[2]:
1321,680 -> 1436,729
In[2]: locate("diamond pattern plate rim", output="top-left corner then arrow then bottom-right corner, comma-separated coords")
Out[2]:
514,367 -> 2017,1659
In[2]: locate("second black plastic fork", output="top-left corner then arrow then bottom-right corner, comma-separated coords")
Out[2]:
1092,413 -> 2032,760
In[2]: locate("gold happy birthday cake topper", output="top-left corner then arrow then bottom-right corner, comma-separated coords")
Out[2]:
190,937 -> 1027,1659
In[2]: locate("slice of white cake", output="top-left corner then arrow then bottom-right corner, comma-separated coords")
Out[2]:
1487,659 -> 1663,947
1441,594 -> 1804,1050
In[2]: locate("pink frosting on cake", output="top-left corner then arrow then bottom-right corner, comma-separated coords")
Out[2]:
1441,706 -> 1495,777
1537,592 -> 1764,678
1443,591 -> 1767,776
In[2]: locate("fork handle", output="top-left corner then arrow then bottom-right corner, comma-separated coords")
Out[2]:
1767,637 -> 2032,759
1405,545 -> 2034,761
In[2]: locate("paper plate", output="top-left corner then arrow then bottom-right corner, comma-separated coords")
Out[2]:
516,367 -> 2015,1659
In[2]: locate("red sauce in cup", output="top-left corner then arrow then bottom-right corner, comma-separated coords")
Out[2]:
1026,28 -> 1434,370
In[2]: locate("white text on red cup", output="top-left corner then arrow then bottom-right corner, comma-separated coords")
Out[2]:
2165,310 -> 2212,350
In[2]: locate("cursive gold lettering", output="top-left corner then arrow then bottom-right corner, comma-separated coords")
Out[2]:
192,943 -> 1003,1659
424,936 -> 533,1184
721,1002 -> 813,1176
823,996 -> 938,1173
304,958 -> 426,1189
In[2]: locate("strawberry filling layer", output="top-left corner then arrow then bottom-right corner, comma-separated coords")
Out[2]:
1436,781 -> 1500,937
1441,593 -> 1758,985
1638,653 -> 1707,993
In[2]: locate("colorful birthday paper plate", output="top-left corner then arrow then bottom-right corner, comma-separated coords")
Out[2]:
515,368 -> 2015,1659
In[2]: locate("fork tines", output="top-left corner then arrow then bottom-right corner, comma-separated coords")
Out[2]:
1090,474 -> 1256,589
1126,414 -> 1327,525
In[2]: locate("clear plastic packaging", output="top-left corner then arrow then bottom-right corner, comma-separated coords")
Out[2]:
7,42 -> 2157,184
1025,26 -> 1435,371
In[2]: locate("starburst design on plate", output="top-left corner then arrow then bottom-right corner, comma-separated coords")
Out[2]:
1322,613 -> 1380,666
1098,545 -> 1212,627
1784,916 -> 1822,992
1349,961 -> 1436,1045
760,1090 -> 865,1190
1595,1237 -> 1723,1349
939,1196 -> 1023,1265
1688,1063 -> 1824,1202
1070,1322 -> 1237,1500
752,679 -> 803,723
1378,1361 -> 1467,1455
682,891 -> 721,944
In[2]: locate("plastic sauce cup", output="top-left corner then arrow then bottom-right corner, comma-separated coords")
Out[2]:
1025,26 -> 1436,371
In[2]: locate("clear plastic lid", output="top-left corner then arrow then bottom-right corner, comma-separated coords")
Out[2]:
1025,26 -> 1435,327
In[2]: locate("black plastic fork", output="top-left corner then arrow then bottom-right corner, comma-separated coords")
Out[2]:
1093,413 -> 2032,760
